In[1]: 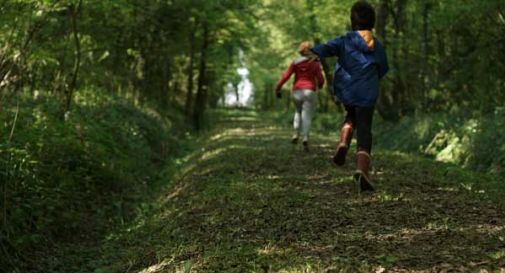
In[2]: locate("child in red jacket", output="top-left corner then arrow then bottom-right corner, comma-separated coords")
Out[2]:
275,41 -> 325,151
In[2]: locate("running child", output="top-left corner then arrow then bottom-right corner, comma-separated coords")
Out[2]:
310,1 -> 389,191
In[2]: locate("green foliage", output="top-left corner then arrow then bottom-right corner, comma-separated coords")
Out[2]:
271,107 -> 505,178
374,110 -> 505,176
247,0 -> 505,119
1,0 -> 505,271
0,89 -> 190,272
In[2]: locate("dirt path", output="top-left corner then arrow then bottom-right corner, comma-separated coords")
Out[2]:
105,110 -> 505,273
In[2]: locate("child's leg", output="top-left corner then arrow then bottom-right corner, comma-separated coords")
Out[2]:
354,106 -> 375,191
343,105 -> 356,127
333,105 -> 356,166
292,90 -> 304,140
355,106 -> 374,153
301,90 -> 316,142
342,105 -> 356,146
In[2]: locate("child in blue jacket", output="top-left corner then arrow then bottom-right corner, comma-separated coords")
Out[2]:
310,1 -> 389,192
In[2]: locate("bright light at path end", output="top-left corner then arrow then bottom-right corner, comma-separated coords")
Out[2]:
224,66 -> 253,107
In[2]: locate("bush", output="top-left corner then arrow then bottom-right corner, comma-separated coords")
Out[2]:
0,89 -> 190,271
374,111 -> 505,176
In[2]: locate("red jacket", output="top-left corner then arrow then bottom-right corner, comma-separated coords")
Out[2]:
275,57 -> 325,92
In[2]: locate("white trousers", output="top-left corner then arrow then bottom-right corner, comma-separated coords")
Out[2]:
292,89 -> 316,141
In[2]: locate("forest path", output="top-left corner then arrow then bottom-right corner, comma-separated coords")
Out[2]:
108,109 -> 505,273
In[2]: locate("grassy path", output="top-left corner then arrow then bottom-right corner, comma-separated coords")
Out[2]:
103,110 -> 504,273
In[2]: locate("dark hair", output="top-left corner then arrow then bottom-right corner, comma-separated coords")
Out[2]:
351,1 -> 376,30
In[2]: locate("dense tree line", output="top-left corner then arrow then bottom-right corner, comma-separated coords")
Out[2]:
1,0 -> 260,128
3,0 -> 503,123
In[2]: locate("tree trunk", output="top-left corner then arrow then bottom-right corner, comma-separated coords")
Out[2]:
161,60 -> 170,108
392,0 -> 408,116
185,21 -> 197,117
375,0 -> 408,121
234,83 -> 240,105
375,0 -> 396,120
375,0 -> 389,44
64,0 -> 83,116
262,81 -> 274,110
263,85 -> 269,110
193,23 -> 210,131
421,2 -> 432,107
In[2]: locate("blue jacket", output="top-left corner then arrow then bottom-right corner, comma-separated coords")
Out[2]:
311,31 -> 389,107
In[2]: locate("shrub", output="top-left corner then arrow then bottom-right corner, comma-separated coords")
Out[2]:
0,89 -> 189,270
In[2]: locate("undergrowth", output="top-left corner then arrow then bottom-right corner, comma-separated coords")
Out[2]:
271,106 -> 505,177
0,89 -> 192,272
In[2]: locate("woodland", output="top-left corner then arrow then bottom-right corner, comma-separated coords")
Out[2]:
1,0 -> 504,272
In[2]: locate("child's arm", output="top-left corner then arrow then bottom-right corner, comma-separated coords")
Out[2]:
310,37 -> 344,59
275,63 -> 295,92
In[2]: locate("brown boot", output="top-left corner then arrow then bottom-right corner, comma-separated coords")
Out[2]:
332,123 -> 353,166
354,151 -> 374,192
